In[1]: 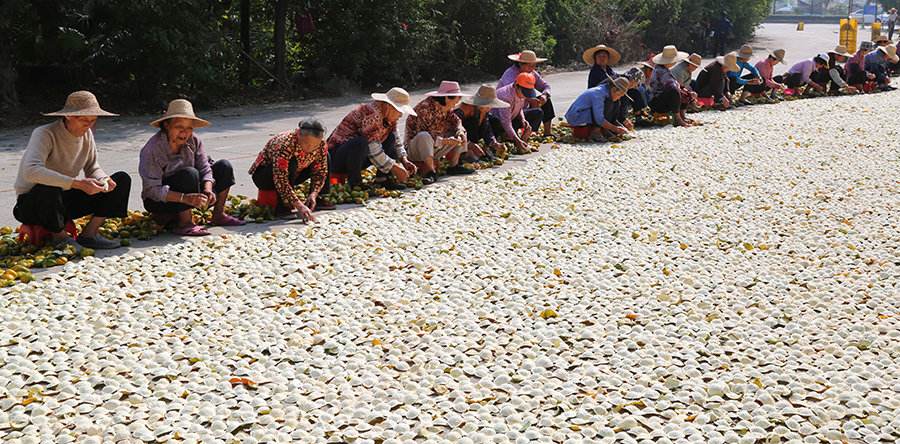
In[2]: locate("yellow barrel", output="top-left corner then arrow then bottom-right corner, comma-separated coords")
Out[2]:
871,21 -> 882,41
797,21 -> 805,31
840,18 -> 858,53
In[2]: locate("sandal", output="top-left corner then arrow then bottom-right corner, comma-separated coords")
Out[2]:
173,224 -> 210,236
211,214 -> 246,227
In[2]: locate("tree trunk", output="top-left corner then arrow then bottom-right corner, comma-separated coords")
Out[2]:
240,0 -> 251,86
273,0 -> 288,89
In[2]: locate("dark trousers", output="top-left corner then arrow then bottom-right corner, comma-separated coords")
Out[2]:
744,82 -> 769,94
536,96 -> 556,123
775,73 -> 805,88
143,159 -> 235,214
627,88 -> 648,110
809,68 -> 837,91
330,133 -> 399,186
729,73 -> 760,94
868,64 -> 889,84
847,69 -> 868,85
889,21 -> 896,40
648,87 -> 681,114
252,158 -> 331,195
14,171 -> 131,233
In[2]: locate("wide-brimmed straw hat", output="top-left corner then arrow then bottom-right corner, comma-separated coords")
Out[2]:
609,77 -> 631,92
461,85 -> 509,108
769,48 -> 786,63
829,45 -> 853,58
150,99 -> 210,128
43,91 -> 118,117
685,53 -> 702,67
874,35 -> 891,45
737,45 -> 754,60
652,45 -> 688,65
637,61 -> 655,71
508,50 -> 547,64
582,44 -> 622,66
371,87 -> 417,116
884,45 -> 899,63
425,80 -> 469,97
716,52 -> 740,72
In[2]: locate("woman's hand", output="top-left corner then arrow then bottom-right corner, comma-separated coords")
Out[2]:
293,201 -> 316,222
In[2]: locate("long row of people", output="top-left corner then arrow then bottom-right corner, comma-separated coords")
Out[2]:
11,48 -> 555,246
566,38 -> 899,140
12,40 -> 898,249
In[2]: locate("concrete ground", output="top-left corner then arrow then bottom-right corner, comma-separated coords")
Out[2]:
0,23 -> 841,228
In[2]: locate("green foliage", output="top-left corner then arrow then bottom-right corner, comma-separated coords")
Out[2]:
0,0 -> 772,119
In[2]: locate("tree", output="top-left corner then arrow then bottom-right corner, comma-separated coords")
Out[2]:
273,0 -> 288,88
240,0 -> 251,86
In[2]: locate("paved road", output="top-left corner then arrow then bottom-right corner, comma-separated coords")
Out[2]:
0,23 -> 840,227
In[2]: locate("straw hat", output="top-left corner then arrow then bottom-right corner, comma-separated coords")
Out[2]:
829,45 -> 853,58
425,80 -> 469,97
874,35 -> 890,45
884,45 -> 899,63
716,52 -> 740,72
769,48 -> 786,63
150,99 -> 210,128
461,85 -> 509,108
637,61 -> 655,71
508,50 -> 547,64
371,87 -> 417,116
685,53 -> 702,67
737,45 -> 754,60
43,91 -> 118,117
652,45 -> 688,65
609,77 -> 631,92
582,44 -> 622,66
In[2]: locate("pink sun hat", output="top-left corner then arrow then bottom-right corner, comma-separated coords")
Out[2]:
425,81 -> 471,97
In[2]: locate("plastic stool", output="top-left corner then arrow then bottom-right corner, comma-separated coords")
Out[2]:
571,126 -> 593,140
18,221 -> 77,245
256,189 -> 278,209
696,97 -> 714,107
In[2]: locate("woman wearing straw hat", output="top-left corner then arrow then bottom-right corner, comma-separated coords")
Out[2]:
745,49 -> 787,99
454,85 -> 509,162
497,50 -> 556,137
564,77 -> 632,142
584,44 -> 622,88
648,45 -> 695,126
491,72 -> 542,153
405,81 -> 474,185
863,45 -> 897,91
139,99 -> 245,236
726,45 -> 763,105
670,53 -> 702,90
327,87 -> 419,190
250,119 -> 333,223
776,54 -> 829,95
629,61 -> 655,112
846,42 -> 877,88
695,52 -> 740,109
13,91 -> 131,249
818,46 -> 858,94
